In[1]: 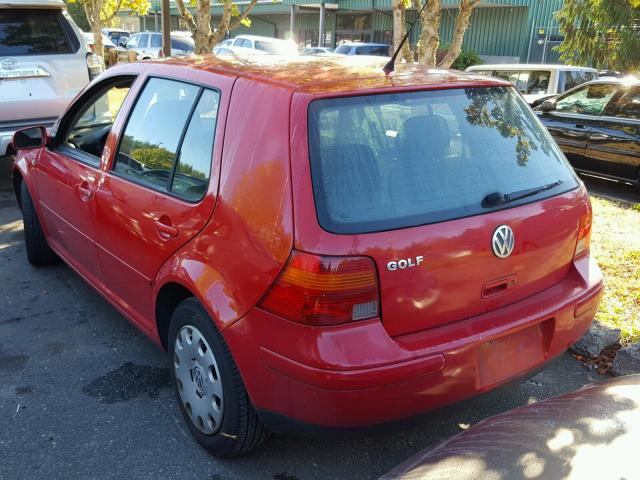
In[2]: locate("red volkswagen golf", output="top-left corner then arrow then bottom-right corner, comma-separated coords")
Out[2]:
11,56 -> 603,457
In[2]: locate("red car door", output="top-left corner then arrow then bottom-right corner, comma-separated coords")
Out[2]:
93,72 -> 232,331
36,77 -> 135,285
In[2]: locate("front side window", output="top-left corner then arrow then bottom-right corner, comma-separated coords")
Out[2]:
602,86 -> 640,119
308,87 -> 578,234
556,83 -> 618,115
64,78 -> 133,162
0,9 -> 71,55
114,78 -> 219,201
125,35 -> 139,49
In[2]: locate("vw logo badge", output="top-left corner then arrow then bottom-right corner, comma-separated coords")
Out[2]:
0,57 -> 18,70
492,225 -> 515,258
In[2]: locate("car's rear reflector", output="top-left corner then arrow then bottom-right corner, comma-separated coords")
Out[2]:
258,250 -> 379,326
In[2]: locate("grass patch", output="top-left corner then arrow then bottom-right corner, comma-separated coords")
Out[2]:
590,195 -> 640,344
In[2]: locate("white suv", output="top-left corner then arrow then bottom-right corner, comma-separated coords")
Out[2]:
0,0 -> 102,156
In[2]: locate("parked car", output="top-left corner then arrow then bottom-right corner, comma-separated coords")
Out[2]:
334,42 -> 390,57
535,78 -> 640,189
385,375 -> 640,480
83,32 -> 117,53
0,0 -> 102,156
230,35 -> 298,55
466,64 -> 598,106
302,46 -> 333,55
213,45 -> 268,57
101,27 -> 130,46
123,32 -> 195,59
11,57 -> 602,457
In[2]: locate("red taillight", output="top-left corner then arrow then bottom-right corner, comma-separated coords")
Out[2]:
258,250 -> 379,326
575,201 -> 592,258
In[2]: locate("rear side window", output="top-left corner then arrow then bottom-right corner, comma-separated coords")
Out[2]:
355,45 -> 389,56
0,9 -> 72,55
308,87 -> 578,234
114,78 -> 219,201
493,70 -> 551,95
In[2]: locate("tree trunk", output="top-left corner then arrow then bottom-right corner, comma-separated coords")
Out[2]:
438,0 -> 480,68
176,0 -> 258,55
413,0 -> 441,66
84,0 -> 104,59
392,0 -> 413,62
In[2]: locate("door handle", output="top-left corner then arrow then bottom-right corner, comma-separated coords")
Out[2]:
78,181 -> 94,201
156,216 -> 178,238
574,124 -> 588,129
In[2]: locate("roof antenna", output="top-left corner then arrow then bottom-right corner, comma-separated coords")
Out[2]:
384,0 -> 430,75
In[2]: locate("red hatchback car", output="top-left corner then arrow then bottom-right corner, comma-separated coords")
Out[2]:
12,57 -> 603,457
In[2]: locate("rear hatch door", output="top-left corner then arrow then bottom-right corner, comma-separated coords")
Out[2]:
0,8 -> 88,124
305,85 -> 585,337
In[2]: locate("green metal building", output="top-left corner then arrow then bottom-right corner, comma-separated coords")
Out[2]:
129,0 -> 566,63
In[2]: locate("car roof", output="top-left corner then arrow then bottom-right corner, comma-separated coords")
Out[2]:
467,64 -> 598,72
0,0 -> 65,7
142,55 -> 508,95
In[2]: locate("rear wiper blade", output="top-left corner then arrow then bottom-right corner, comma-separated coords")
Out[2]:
481,180 -> 564,208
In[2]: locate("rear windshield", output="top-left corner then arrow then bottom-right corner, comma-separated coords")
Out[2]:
308,87 -> 578,234
0,9 -> 72,55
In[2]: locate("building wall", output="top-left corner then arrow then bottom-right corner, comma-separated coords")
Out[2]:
126,0 -> 568,63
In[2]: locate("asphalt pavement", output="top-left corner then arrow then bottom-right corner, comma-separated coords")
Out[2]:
0,155 -> 610,480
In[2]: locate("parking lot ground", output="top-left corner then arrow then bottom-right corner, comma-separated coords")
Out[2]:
0,156 -> 603,480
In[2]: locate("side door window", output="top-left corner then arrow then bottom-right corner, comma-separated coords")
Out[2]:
602,87 -> 640,119
150,33 -> 162,49
138,33 -> 149,49
113,77 -> 220,201
125,35 -> 139,49
555,84 -> 618,116
59,77 -> 134,165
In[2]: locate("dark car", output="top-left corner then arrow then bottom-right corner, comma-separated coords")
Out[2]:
536,79 -> 640,189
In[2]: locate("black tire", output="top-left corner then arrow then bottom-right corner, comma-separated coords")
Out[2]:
20,182 -> 58,266
168,298 -> 269,457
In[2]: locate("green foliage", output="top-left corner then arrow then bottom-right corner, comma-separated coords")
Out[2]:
437,44 -> 483,71
65,1 -> 90,31
451,49 -> 483,70
67,0 -> 150,24
555,0 -> 640,71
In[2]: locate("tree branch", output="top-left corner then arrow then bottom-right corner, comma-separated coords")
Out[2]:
175,0 -> 198,34
437,0 -> 480,68
228,0 -> 259,32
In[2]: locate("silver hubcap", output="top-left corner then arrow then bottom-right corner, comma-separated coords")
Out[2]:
174,325 -> 224,435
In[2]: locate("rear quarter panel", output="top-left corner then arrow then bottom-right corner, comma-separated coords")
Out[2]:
154,77 -> 294,331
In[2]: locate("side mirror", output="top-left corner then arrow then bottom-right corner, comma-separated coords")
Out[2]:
119,38 -> 128,47
539,99 -> 556,112
13,126 -> 47,150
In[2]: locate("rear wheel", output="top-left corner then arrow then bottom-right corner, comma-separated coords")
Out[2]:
168,298 -> 269,457
20,182 -> 58,266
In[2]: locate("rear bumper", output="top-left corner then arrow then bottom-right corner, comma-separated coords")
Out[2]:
223,255 -> 603,432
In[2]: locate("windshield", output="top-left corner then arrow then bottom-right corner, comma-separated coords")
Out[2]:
254,40 -> 297,55
334,44 -> 352,54
493,70 -> 551,95
308,87 -> 578,234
